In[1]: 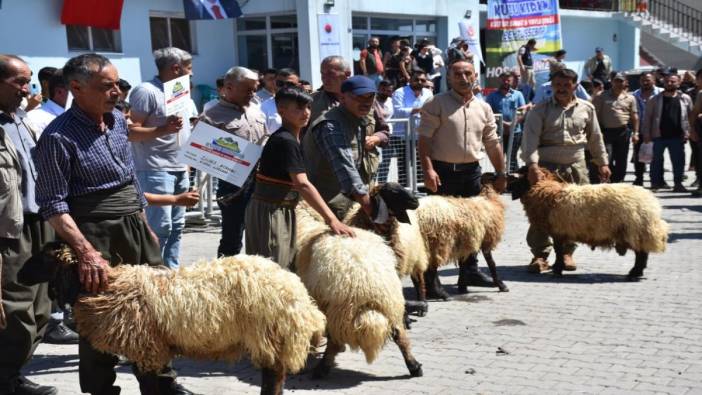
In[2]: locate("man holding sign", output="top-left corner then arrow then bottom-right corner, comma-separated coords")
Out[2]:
200,66 -> 267,257
128,47 -> 193,269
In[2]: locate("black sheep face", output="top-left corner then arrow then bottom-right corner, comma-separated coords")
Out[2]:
508,172 -> 531,201
18,241 -> 82,307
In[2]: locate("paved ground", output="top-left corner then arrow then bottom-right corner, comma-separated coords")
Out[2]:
25,171 -> 702,394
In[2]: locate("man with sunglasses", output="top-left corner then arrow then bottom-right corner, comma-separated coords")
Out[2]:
377,71 -> 433,183
260,68 -> 299,133
303,76 -> 382,218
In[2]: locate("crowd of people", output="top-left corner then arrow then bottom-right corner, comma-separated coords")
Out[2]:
1,34 -> 701,394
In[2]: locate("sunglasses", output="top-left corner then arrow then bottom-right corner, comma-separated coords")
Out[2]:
276,80 -> 297,88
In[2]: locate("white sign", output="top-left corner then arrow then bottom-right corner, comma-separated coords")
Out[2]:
177,122 -> 262,187
458,18 -> 484,66
163,74 -> 192,116
318,14 -> 341,61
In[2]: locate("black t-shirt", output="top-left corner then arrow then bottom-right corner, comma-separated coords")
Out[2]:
659,95 -> 683,139
257,128 -> 306,181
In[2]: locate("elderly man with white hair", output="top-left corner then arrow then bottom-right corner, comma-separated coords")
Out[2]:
200,66 -> 268,257
128,47 -> 193,269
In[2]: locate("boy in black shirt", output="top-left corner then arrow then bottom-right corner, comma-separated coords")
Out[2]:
245,87 -> 354,268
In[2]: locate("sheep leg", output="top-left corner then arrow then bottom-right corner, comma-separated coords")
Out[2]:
482,250 -> 509,292
627,251 -> 648,280
261,365 -> 286,395
391,326 -> 423,377
551,239 -> 566,276
312,336 -> 344,379
411,273 -> 427,302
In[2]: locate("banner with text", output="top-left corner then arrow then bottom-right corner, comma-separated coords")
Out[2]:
485,0 -> 562,88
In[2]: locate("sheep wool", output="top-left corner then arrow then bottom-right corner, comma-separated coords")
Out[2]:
343,205 -> 429,278
295,203 -> 405,363
522,180 -> 668,253
414,187 -> 506,269
73,255 -> 326,375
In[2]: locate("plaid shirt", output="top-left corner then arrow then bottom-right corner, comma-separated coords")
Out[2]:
35,104 -> 146,219
313,120 -> 368,197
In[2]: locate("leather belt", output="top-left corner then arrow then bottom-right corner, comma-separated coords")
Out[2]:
432,160 -> 479,172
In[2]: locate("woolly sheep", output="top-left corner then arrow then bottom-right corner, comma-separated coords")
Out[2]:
509,168 -> 669,278
413,185 -> 510,299
343,186 -> 430,316
19,242 -> 326,395
294,202 -> 423,379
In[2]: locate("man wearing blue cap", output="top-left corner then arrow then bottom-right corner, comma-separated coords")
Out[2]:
585,47 -> 612,83
303,75 -> 384,218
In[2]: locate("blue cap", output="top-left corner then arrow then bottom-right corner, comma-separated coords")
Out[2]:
341,76 -> 377,95
595,47 -> 604,52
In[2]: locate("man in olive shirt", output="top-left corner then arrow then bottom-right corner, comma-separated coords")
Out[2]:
200,66 -> 267,257
521,68 -> 610,274
417,59 -> 507,299
592,73 -> 638,183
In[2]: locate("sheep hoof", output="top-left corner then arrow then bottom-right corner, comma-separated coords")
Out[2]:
456,285 -> 469,294
627,268 -> 645,280
408,362 -> 423,377
497,282 -> 509,292
405,301 -> 429,316
312,363 -> 331,379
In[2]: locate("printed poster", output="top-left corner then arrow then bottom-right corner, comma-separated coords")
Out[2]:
318,14 -> 341,61
177,121 -> 262,187
163,74 -> 191,116
485,0 -> 563,88
458,18 -> 483,67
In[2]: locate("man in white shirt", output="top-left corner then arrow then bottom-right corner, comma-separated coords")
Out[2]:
27,70 -> 67,136
260,68 -> 299,133
253,68 -> 276,105
377,71 -> 433,183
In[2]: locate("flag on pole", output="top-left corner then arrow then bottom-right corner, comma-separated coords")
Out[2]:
61,0 -> 125,30
183,0 -> 243,20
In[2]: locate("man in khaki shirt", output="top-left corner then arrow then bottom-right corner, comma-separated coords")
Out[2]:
521,68 -> 610,274
417,60 -> 507,298
592,73 -> 638,183
200,66 -> 267,257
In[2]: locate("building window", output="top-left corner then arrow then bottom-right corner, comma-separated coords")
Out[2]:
351,14 -> 438,74
149,15 -> 195,53
66,25 -> 122,52
236,14 -> 299,71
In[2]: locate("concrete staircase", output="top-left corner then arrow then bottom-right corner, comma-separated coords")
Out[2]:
620,13 -> 702,58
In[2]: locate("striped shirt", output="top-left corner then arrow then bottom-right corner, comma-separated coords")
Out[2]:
35,104 -> 146,219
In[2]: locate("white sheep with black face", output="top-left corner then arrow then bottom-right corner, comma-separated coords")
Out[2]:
19,242 -> 326,395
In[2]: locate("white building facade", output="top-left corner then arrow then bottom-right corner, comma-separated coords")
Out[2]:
0,0 -> 640,104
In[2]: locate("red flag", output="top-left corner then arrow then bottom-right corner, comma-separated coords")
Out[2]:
61,0 -> 125,30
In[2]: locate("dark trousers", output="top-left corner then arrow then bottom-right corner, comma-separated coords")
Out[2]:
697,139 -> 702,183
503,132 -> 522,173
651,137 -> 686,186
603,127 -> 630,183
216,180 -> 254,257
431,161 -> 482,266
632,140 -> 647,183
74,212 -> 175,394
0,214 -> 52,392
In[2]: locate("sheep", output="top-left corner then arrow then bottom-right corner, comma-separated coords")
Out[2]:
342,184 -> 430,316
508,168 -> 669,278
18,242 -> 326,395
294,202 -> 423,379
414,184 -> 509,298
